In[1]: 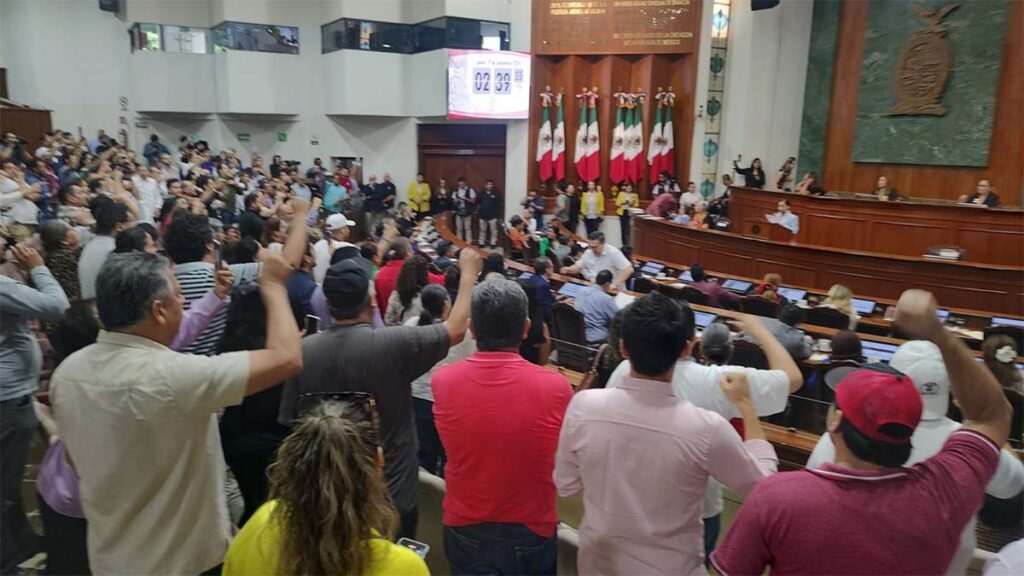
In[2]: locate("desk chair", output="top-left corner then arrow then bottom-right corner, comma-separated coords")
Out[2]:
807,306 -> 851,330
739,296 -> 780,318
634,276 -> 658,294
679,285 -> 710,306
551,302 -> 597,372
731,339 -> 768,370
983,325 -> 1024,354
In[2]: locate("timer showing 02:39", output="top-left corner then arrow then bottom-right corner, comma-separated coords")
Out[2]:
472,67 -> 513,95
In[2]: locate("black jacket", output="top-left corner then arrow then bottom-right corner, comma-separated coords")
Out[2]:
479,190 -> 502,220
735,166 -> 766,188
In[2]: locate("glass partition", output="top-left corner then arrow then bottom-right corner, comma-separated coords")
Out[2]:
213,22 -> 300,55
322,16 -> 510,54
131,23 -> 213,54
162,26 -> 211,54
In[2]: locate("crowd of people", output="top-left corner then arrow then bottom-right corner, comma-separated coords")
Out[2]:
1,128 -> 1022,576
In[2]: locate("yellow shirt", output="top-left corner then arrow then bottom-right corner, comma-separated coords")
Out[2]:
224,501 -> 430,576
615,192 -> 639,216
407,182 -> 432,213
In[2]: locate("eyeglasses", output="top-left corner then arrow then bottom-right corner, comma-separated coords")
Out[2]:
294,391 -> 381,449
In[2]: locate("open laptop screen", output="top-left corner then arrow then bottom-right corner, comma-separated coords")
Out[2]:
776,287 -> 807,302
852,298 -> 876,315
722,279 -> 753,294
557,282 -> 584,298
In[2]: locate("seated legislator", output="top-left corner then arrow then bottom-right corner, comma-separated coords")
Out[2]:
805,339 -> 1024,575
872,175 -> 899,201
560,231 -> 632,287
819,284 -> 860,330
959,179 -> 1001,207
712,290 -> 1014,575
743,303 -> 813,361
690,264 -> 741,310
574,270 -> 620,345
764,199 -> 799,236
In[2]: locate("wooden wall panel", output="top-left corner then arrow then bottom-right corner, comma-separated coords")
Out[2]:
633,217 -> 1024,315
728,187 -> 1024,265
821,0 -> 1023,204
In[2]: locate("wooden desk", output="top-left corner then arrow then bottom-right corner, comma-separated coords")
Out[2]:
633,217 -> 1024,316
727,187 -> 1024,266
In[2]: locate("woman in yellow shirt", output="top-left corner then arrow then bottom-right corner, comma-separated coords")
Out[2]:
223,402 -> 429,576
407,173 -> 432,219
615,182 -> 640,246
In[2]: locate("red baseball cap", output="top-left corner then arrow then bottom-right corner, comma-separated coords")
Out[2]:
835,369 -> 923,445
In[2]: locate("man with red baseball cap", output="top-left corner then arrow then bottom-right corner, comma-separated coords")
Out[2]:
712,289 -> 1012,575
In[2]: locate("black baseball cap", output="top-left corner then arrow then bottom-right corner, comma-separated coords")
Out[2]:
323,257 -> 374,318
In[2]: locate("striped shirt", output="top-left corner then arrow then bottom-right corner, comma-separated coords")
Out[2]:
174,261 -> 260,356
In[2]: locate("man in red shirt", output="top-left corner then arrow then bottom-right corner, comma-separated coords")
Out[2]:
712,289 -> 1011,576
432,279 -> 573,575
373,237 -> 410,312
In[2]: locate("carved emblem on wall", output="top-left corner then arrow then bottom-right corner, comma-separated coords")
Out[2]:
889,3 -> 959,116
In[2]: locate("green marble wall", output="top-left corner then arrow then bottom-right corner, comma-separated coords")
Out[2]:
852,0 -> 1008,167
797,0 -> 841,179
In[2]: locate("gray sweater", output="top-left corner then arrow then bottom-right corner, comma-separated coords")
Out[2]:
1,266 -> 70,401
744,317 -> 813,361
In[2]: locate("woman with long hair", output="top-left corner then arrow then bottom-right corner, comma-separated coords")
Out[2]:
223,402 -> 428,575
516,278 -> 551,365
40,219 -> 81,302
774,157 -> 796,191
755,272 -> 783,302
732,157 -> 766,188
819,284 -> 860,329
385,254 -> 430,326
405,284 -> 475,476
260,216 -> 286,252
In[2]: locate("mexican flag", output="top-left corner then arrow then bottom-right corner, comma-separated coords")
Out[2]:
660,106 -> 675,178
585,98 -> 600,182
648,105 -> 664,183
625,100 -> 643,184
574,97 -> 589,181
553,96 -> 566,181
609,104 -> 626,184
536,104 -> 554,182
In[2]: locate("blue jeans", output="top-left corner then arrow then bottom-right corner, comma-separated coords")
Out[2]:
413,398 -> 445,477
703,513 -> 721,568
444,523 -> 557,576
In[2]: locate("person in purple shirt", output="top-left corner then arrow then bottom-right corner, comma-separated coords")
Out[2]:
690,264 -> 740,309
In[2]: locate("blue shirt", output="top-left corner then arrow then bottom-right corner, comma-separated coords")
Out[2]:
574,285 -> 619,343
529,273 -> 555,321
778,211 -> 800,234
323,181 -> 348,213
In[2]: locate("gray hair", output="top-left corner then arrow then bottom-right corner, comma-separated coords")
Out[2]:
471,279 -> 528,351
95,252 -> 175,330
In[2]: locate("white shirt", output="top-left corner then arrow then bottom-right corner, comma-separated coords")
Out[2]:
680,191 -> 701,207
78,236 -> 117,300
0,176 -> 38,225
807,417 -> 1024,575
313,238 -> 356,283
577,244 -> 631,284
986,540 -> 1024,576
51,331 -> 251,575
132,175 -> 162,224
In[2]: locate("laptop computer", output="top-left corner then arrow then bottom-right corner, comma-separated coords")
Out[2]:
722,279 -> 753,294
518,272 -> 533,280
991,316 -> 1024,329
694,311 -> 717,330
776,287 -> 807,302
862,340 -> 899,363
852,298 -> 876,315
557,282 -> 584,298
640,262 -> 665,275
678,270 -> 694,283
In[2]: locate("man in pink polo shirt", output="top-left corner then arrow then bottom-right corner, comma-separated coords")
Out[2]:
712,289 -> 1011,575
432,279 -> 573,575
554,292 -> 778,575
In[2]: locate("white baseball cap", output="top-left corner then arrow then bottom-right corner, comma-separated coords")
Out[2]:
890,340 -> 949,421
325,213 -> 356,231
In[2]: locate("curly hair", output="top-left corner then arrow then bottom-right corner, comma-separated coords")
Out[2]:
268,401 -> 398,575
163,212 -> 212,264
395,254 -> 429,308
